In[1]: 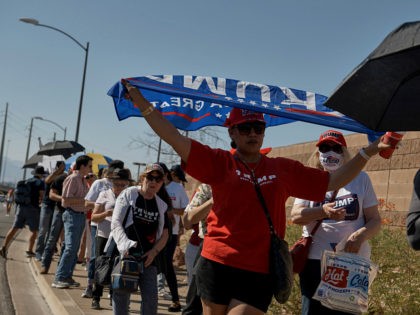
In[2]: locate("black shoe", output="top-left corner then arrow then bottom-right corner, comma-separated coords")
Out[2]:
168,301 -> 182,312
91,299 -> 101,310
0,247 -> 7,259
25,251 -> 36,258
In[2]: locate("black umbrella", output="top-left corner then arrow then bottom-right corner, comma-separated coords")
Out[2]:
37,140 -> 85,159
325,21 -> 420,131
22,153 -> 43,169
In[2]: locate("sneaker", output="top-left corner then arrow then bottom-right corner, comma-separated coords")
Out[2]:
40,267 -> 49,274
158,289 -> 172,300
81,285 -> 93,298
0,247 -> 7,259
25,251 -> 36,258
65,278 -> 80,287
91,299 -> 101,310
168,301 -> 182,312
51,280 -> 70,289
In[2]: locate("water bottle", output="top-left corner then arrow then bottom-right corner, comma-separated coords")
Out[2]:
379,132 -> 405,159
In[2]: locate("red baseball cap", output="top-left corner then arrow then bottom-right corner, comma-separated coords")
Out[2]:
224,108 -> 265,127
316,130 -> 347,147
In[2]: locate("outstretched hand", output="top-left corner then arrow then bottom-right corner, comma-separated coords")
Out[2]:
364,135 -> 392,157
121,79 -> 144,108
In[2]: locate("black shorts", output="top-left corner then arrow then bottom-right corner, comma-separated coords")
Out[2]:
195,256 -> 273,312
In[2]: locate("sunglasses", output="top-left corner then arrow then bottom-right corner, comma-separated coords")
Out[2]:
318,143 -> 343,154
234,122 -> 266,136
146,174 -> 163,183
85,175 -> 96,180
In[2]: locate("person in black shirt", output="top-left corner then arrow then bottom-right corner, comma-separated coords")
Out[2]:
407,169 -> 420,250
35,162 -> 66,261
0,166 -> 46,259
40,172 -> 68,273
111,163 -> 170,315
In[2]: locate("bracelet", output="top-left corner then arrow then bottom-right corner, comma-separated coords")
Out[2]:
359,148 -> 371,161
141,106 -> 154,117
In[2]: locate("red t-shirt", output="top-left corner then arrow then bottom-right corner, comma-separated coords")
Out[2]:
184,140 -> 329,273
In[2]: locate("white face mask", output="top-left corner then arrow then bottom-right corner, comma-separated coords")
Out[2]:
319,151 -> 344,172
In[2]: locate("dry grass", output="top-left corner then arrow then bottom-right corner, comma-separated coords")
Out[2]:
268,221 -> 420,315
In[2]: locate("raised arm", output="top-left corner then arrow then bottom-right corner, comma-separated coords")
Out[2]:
122,80 -> 191,162
328,137 -> 389,191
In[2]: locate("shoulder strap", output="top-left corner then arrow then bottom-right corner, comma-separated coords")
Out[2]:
235,157 -> 277,236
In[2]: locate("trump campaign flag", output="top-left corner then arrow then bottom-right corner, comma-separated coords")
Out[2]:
108,75 -> 378,135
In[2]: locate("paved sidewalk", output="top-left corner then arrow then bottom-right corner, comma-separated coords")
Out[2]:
9,228 -> 188,315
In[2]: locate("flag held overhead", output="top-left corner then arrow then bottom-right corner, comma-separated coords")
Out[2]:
108,75 -> 378,135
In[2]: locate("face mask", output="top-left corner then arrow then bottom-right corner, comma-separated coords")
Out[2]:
319,151 -> 344,171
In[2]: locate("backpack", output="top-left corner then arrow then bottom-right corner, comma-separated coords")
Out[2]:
14,179 -> 33,205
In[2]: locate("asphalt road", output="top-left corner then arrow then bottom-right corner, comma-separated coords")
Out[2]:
0,203 -> 52,315
0,203 -> 15,315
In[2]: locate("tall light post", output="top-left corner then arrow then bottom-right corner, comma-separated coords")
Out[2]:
20,17 -> 89,142
2,139 -> 10,184
23,116 -> 42,180
36,117 -> 67,140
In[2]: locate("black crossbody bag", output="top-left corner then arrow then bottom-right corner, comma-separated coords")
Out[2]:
237,158 -> 293,304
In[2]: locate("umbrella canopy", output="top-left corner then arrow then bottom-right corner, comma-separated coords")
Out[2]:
325,21 -> 420,131
22,153 -> 43,169
38,155 -> 65,173
22,154 -> 65,172
37,140 -> 85,159
65,152 -> 113,175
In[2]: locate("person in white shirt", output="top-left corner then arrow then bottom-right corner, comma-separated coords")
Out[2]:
291,130 -> 381,315
81,160 -> 125,299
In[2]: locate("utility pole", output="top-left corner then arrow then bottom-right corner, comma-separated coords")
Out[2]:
0,103 -> 9,181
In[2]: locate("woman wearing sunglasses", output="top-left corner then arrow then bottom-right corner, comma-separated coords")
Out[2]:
291,130 -> 381,315
110,163 -> 170,315
122,80 -> 389,315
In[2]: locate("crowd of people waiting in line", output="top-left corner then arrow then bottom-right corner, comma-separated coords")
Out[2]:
0,80 -> 419,314
0,155 -> 190,314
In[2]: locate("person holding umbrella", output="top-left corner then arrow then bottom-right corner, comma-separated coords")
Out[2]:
121,79 -> 390,315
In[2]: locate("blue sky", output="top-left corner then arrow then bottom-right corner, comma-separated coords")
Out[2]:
1,1 -> 419,182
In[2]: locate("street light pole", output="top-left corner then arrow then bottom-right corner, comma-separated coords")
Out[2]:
36,117 -> 67,140
23,116 -> 42,180
20,18 -> 89,142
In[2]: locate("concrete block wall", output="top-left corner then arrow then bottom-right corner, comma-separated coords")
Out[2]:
270,131 -> 420,226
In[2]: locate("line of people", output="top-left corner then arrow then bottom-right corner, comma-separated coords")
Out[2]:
0,153 -> 191,314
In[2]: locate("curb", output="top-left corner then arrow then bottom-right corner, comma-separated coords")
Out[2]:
28,258 -> 74,315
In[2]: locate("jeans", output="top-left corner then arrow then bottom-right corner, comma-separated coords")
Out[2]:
157,234 -> 180,302
42,208 -> 64,270
300,259 -> 350,315
35,203 -> 55,260
112,265 -> 158,315
88,224 -> 97,281
185,241 -> 200,285
54,209 -> 86,281
182,242 -> 203,315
